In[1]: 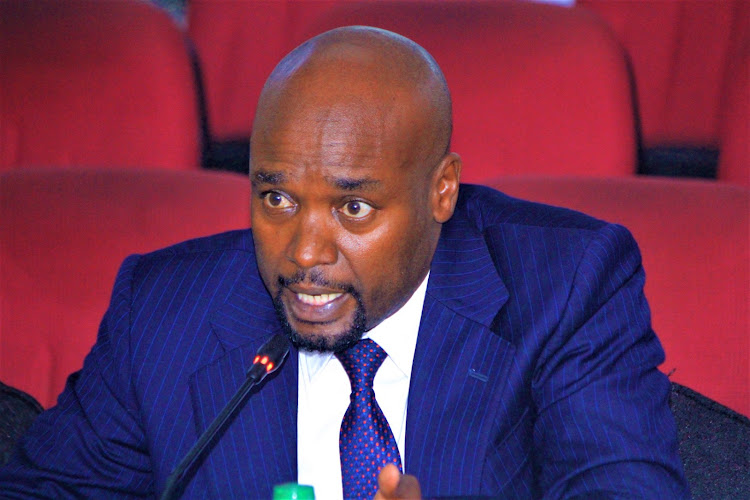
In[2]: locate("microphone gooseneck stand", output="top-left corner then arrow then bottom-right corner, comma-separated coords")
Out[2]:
160,333 -> 290,500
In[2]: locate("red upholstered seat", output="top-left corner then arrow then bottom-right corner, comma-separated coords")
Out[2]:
0,169 -> 250,408
718,39 -> 750,188
493,176 -> 750,416
0,0 -> 201,171
188,0 -> 291,141
189,0 -> 637,181
580,0 -> 748,149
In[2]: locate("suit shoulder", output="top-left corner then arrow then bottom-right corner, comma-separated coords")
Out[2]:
115,229 -> 258,295
458,183 -> 611,234
137,228 -> 254,263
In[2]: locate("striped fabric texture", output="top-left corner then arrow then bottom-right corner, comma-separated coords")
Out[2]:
0,184 -> 689,498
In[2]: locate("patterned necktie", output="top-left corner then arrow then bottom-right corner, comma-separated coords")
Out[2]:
336,339 -> 403,500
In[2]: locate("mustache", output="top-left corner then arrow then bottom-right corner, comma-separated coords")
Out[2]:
277,269 -> 361,298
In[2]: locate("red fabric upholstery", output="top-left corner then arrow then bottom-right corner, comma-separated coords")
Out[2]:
0,169 -> 250,407
580,0 -> 748,148
0,0 -> 201,171
188,0 -> 291,140
718,39 -> 750,188
189,0 -> 637,181
494,176 -> 750,416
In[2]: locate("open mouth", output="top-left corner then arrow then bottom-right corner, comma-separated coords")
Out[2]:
295,291 -> 343,307
282,286 -> 353,327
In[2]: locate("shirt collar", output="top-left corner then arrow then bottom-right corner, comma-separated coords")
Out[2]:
301,272 -> 430,380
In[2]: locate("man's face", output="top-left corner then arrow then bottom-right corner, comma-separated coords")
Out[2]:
250,97 -> 442,352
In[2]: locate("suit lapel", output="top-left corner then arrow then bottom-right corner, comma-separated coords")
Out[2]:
188,254 -> 298,498
406,205 -> 516,496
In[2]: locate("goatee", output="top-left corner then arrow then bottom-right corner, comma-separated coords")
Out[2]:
272,272 -> 368,353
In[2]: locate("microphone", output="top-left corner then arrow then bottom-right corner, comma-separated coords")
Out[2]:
160,334 -> 290,500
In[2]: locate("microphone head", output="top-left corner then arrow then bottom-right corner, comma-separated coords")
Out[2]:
251,333 -> 290,375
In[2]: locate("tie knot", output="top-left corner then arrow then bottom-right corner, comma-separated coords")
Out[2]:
335,339 -> 387,390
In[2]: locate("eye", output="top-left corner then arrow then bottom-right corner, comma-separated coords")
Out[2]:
262,191 -> 294,210
340,200 -> 374,219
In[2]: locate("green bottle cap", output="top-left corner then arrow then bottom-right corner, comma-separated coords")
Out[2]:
272,482 -> 315,500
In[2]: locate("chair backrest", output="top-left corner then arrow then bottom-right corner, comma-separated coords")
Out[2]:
580,0 -> 748,149
0,168 -> 250,407
718,39 -> 750,188
188,0 -> 292,140
0,0 -> 201,171
189,0 -> 637,181
493,176 -> 749,416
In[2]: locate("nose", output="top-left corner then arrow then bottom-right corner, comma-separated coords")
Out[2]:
286,211 -> 338,269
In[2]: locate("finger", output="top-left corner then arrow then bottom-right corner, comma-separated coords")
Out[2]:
394,473 -> 421,500
374,464 -> 422,500
375,463 -> 402,499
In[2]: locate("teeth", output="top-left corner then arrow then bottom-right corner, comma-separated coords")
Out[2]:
296,292 -> 343,306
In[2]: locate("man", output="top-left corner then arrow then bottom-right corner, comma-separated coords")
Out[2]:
0,27 -> 688,498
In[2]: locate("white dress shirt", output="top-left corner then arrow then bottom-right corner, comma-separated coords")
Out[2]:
297,273 -> 429,500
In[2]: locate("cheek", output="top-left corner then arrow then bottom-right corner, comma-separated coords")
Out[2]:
384,208 -> 439,290
341,212 -> 432,318
252,221 -> 287,289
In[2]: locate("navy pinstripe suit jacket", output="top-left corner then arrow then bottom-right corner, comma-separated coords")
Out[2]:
1,184 -> 689,498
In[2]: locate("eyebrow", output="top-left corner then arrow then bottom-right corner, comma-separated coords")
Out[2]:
252,169 -> 381,192
328,176 -> 381,191
251,170 -> 285,186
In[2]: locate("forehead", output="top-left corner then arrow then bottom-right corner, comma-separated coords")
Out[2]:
251,97 -> 420,181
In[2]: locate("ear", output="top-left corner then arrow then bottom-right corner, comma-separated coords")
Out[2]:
430,152 -> 462,223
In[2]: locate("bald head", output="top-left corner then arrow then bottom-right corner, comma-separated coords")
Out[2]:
252,26 -> 453,170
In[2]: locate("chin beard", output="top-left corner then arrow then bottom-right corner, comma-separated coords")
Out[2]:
272,275 -> 368,353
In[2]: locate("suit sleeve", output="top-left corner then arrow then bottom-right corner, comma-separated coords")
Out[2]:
531,223 -> 690,498
0,255 -> 154,498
